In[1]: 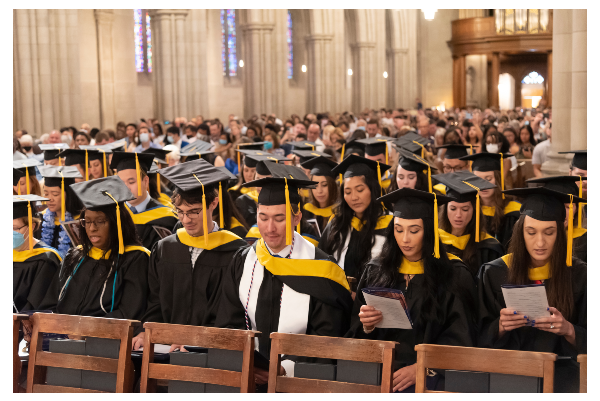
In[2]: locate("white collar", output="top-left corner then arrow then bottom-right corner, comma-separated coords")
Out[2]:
126,192 -> 151,212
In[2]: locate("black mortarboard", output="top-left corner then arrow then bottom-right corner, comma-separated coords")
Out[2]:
107,139 -> 127,152
332,154 -> 391,182
292,149 -> 329,164
70,176 -> 135,254
238,150 -> 289,169
39,143 -> 69,161
437,144 -> 471,159
459,152 -> 511,172
398,149 -> 437,192
181,141 -> 213,154
558,150 -> 587,170
79,145 -> 113,161
357,138 -> 390,161
13,168 -> 24,187
109,151 -> 155,197
393,132 -> 430,157
38,165 -> 82,221
376,188 -> 453,258
13,159 -> 41,195
300,156 -> 338,178
237,142 -> 266,152
216,166 -> 238,181
55,148 -> 87,171
142,147 -> 172,165
288,140 -> 318,151
503,186 -> 586,266
14,194 -> 49,251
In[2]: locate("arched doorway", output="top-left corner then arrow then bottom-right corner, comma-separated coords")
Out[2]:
520,71 -> 545,108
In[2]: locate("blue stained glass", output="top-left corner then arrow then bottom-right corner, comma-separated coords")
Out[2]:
287,11 -> 293,79
227,9 -> 237,77
146,12 -> 152,73
134,9 -> 144,72
221,9 -> 226,76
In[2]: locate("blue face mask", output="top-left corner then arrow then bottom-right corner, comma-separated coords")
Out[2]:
263,141 -> 273,150
166,136 -> 173,144
219,139 -> 228,145
13,231 -> 25,249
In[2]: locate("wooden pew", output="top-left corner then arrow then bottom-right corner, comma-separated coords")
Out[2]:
415,344 -> 557,393
139,322 -> 260,393
577,354 -> 586,393
26,313 -> 139,393
13,314 -> 29,393
268,332 -> 397,393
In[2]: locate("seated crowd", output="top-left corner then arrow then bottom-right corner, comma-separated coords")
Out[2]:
13,105 -> 587,392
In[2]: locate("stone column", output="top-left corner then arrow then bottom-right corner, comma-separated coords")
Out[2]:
547,51 -> 552,107
490,52 -> 500,108
306,34 -> 334,112
241,22 -> 275,117
453,55 -> 466,108
542,9 -> 587,176
387,48 -> 408,109
94,9 -> 116,129
351,42 -> 376,113
174,11 -> 189,118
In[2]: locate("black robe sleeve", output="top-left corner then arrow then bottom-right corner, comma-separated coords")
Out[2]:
235,195 -> 258,227
497,211 -> 520,249
103,250 -> 149,320
13,252 -> 61,312
214,247 -> 251,330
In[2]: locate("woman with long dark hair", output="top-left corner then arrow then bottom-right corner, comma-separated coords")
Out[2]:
387,149 -> 436,193
433,171 -> 505,277
300,156 -> 339,234
459,152 -> 521,248
515,124 -> 537,159
346,188 -> 476,392
319,155 -> 392,281
478,187 -> 586,393
45,176 -> 149,319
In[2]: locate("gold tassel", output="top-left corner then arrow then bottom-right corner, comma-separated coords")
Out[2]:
296,203 -> 301,233
59,171 -> 66,222
27,201 -> 33,251
462,181 -> 481,242
427,165 -> 432,193
219,182 -> 224,228
413,141 -> 425,158
105,192 -> 124,254
85,150 -> 89,181
102,151 -> 108,177
17,180 -> 21,196
284,178 -> 292,246
193,174 -> 209,246
567,195 -> 574,267
237,149 -> 241,170
23,164 -> 30,195
578,176 -> 583,228
157,173 -> 161,195
135,153 -> 142,196
433,193 -> 440,258
196,152 -> 202,160
377,161 -> 383,197
499,152 -> 505,199
341,143 -> 345,160
58,157 -> 62,167
309,143 -> 315,151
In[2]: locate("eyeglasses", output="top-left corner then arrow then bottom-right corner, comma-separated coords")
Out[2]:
443,165 -> 468,173
177,210 -> 202,219
80,219 -> 108,229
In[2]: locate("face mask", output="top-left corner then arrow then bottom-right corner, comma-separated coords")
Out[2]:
13,231 -> 25,249
166,136 -> 173,144
22,146 -> 32,152
263,141 -> 273,150
486,143 -> 499,154
219,139 -> 228,145
139,133 -> 150,143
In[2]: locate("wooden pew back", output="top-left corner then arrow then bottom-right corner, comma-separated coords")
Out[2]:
577,354 -> 586,393
13,314 -> 29,393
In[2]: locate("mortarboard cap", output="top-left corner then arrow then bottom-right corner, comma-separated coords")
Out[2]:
79,145 -> 113,178
39,143 -> 69,162
332,154 -> 391,196
14,194 -> 49,251
288,140 -> 318,151
300,156 -> 338,178
460,152 -> 513,197
110,151 -> 155,196
13,159 -> 41,195
237,150 -> 289,169
357,138 -> 391,163
527,175 -> 588,229
142,147 -> 172,165
393,132 -> 430,158
38,165 -> 82,221
70,176 -> 136,254
558,150 -> 587,170
216,166 -> 238,181
56,148 -> 92,180
13,168 -> 24,187
256,161 -> 312,181
237,142 -> 266,152
377,188 -> 453,258
107,138 -> 127,152
398,149 -> 437,192
437,144 -> 471,159
292,149 -> 329,164
503,186 -> 586,266
181,141 -> 213,153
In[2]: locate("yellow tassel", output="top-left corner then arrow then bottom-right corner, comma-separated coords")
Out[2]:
103,152 -> 108,177
17,180 -> 21,196
413,141 -> 425,159
219,181 -> 224,228
58,157 -> 62,167
296,203 -> 301,234
284,178 -> 292,246
105,192 -> 124,254
135,153 -> 142,196
499,152 -> 505,199
157,173 -> 161,195
85,150 -> 89,181
237,149 -> 241,170
59,171 -> 66,222
578,176 -> 583,229
309,143 -> 315,151
427,166 -> 432,193
23,164 -> 30,195
462,180 -> 481,242
341,143 -> 345,160
433,193 -> 440,258
27,201 -> 33,251
376,161 -> 382,197
567,195 -> 574,267
196,152 -> 202,160
192,174 -> 209,246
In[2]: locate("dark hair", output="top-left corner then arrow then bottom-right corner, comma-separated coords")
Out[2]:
89,128 -> 99,139
216,188 -> 250,231
94,131 -> 110,144
507,215 -> 573,320
364,217 -> 455,323
126,123 -> 138,130
153,123 -> 164,137
516,125 -> 537,146
172,185 -> 218,209
65,186 -> 84,216
61,204 -> 141,282
388,166 -> 429,193
323,173 -> 384,278
74,131 -> 91,145
166,126 -> 180,136
308,175 -> 339,208
185,124 -> 198,133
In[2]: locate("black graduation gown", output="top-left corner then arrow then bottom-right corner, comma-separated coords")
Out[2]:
301,205 -> 332,235
13,242 -> 61,312
441,237 -> 505,279
130,198 -> 179,250
215,244 -> 353,361
141,231 -> 248,329
235,194 -> 258,227
171,218 -> 248,238
477,256 -> 587,392
47,248 -> 150,320
346,259 -> 477,372
573,232 -> 587,263
483,206 -> 520,249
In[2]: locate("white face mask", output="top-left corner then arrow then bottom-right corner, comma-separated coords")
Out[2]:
486,143 -> 499,154
139,133 -> 150,143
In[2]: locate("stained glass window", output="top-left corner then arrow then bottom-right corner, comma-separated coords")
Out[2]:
221,9 -> 238,77
134,9 -> 152,73
522,71 -> 544,84
287,11 -> 293,79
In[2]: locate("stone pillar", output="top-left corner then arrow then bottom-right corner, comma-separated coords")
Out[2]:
453,55 -> 466,108
94,9 -> 116,129
174,11 -> 189,118
490,52 -> 500,109
542,9 -> 587,176
387,48 -> 406,108
306,34 -> 334,112
351,42 -> 376,113
547,51 -> 552,107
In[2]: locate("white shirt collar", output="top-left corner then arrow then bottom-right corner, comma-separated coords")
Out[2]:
126,192 -> 151,213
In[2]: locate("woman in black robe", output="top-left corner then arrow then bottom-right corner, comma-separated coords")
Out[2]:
478,187 -> 586,393
299,156 -> 339,234
346,188 -> 477,392
43,176 -> 149,320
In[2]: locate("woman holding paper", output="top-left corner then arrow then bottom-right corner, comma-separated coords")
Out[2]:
477,187 -> 587,393
346,188 -> 477,392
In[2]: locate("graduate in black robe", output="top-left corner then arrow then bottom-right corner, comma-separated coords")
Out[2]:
433,171 -> 505,277
146,156 -> 176,210
345,188 -> 477,393
44,176 -> 150,320
299,155 -> 339,234
478,187 -> 586,393
227,142 -> 267,202
13,195 -> 62,312
215,174 -> 353,381
110,151 -> 178,250
132,160 -> 249,351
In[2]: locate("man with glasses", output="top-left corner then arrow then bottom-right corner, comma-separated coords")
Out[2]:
131,159 -> 248,352
433,144 -> 471,195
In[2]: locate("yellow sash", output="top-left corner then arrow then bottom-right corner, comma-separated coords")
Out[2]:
246,226 -> 261,239
398,257 -> 424,274
502,253 -> 551,281
303,203 -> 334,218
433,183 -> 447,195
240,186 -> 252,195
300,188 -> 310,198
126,204 -> 177,225
79,245 -> 151,260
447,253 -> 462,261
255,238 -> 350,291
13,246 -> 63,263
381,178 -> 392,190
351,215 -> 393,232
504,201 -> 521,215
228,184 -> 241,192
573,227 -> 587,239
438,229 -> 494,250
482,205 -> 495,217
177,228 -> 242,250
246,189 -> 259,203
157,193 -> 175,210
231,217 -> 243,229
